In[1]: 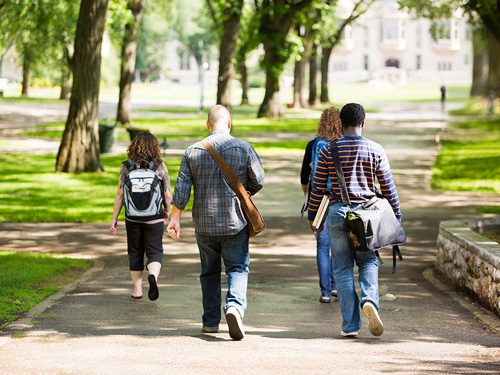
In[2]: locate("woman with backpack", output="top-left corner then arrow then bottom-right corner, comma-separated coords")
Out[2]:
110,132 -> 172,301
300,107 -> 342,303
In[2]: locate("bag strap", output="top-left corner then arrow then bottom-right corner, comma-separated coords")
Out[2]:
200,139 -> 248,202
122,159 -> 133,172
330,140 -> 351,206
392,245 -> 403,274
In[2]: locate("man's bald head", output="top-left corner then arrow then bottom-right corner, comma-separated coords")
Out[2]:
207,105 -> 231,132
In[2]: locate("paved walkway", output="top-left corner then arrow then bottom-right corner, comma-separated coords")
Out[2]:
0,104 -> 499,374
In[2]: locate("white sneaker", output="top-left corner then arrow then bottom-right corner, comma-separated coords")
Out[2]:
225,306 -> 245,340
340,330 -> 358,337
363,301 -> 384,336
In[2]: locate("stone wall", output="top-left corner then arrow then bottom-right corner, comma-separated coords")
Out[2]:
436,217 -> 500,316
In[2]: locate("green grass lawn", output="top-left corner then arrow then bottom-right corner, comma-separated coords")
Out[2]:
2,81 -> 470,107
22,117 -> 319,141
432,111 -> 500,214
252,140 -> 308,153
449,97 -> 500,116
0,251 -> 91,328
0,153 -> 183,222
480,230 -> 500,243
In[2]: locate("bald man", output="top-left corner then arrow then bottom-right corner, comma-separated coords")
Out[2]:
168,105 -> 264,340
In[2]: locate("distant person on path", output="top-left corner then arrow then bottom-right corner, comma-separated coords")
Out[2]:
167,105 -> 264,340
488,90 -> 495,115
300,107 -> 342,303
308,103 -> 402,338
110,132 -> 172,300
440,84 -> 446,111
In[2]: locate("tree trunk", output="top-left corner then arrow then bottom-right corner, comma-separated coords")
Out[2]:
470,28 -> 489,97
487,31 -> 500,97
308,43 -> 319,106
320,46 -> 332,103
293,32 -> 313,108
257,41 -> 285,118
240,60 -> 249,105
56,0 -> 109,173
257,62 -> 282,118
0,45 -> 11,77
59,46 -> 73,100
293,59 -> 303,108
21,55 -> 30,96
216,0 -> 244,108
59,69 -> 71,100
257,0 -> 313,117
117,0 -> 144,125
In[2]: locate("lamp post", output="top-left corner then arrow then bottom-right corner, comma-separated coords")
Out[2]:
199,61 -> 210,112
198,40 -> 210,112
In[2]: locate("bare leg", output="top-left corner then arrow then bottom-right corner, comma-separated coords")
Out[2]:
130,270 -> 143,297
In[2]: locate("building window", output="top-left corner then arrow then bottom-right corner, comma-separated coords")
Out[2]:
465,25 -> 472,40
364,55 -> 369,70
338,25 -> 353,45
179,53 -> 191,71
464,54 -> 469,65
384,20 -> 399,41
333,62 -> 348,71
416,23 -> 422,47
436,20 -> 451,40
438,61 -> 452,71
416,55 -> 421,70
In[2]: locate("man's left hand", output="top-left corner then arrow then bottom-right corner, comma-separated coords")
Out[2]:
309,220 -> 322,233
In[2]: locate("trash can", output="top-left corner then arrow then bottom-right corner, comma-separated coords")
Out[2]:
126,127 -> 148,141
98,122 -> 116,153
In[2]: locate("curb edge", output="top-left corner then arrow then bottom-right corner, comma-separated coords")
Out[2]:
0,259 -> 105,346
422,268 -> 499,334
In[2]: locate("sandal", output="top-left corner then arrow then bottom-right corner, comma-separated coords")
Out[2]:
148,275 -> 159,301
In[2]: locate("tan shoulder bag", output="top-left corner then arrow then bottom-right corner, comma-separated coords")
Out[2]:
201,139 -> 266,237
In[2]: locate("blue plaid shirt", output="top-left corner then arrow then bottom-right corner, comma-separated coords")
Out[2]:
172,131 -> 265,236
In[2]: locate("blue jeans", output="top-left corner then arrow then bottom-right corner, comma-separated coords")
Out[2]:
195,228 -> 250,327
316,217 -> 336,297
328,203 -> 380,333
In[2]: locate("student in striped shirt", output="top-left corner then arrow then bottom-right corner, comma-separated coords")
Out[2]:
307,103 -> 401,338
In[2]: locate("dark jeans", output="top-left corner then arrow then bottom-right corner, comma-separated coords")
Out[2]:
125,221 -> 164,271
195,228 -> 250,327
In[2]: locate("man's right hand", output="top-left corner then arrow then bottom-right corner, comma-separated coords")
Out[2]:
167,220 -> 180,240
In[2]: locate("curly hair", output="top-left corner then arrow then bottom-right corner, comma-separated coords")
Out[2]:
127,131 -> 162,161
317,107 -> 342,141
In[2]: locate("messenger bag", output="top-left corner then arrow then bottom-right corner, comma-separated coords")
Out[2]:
201,139 -> 266,237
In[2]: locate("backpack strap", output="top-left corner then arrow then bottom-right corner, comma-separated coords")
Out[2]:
330,140 -> 351,206
150,159 -> 166,209
122,159 -> 133,172
392,245 -> 403,274
121,160 -> 134,186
